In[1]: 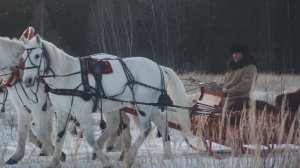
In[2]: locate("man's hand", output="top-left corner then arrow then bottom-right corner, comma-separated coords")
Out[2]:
206,81 -> 219,90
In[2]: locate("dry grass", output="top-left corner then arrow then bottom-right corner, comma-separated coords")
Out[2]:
179,72 -> 300,168
180,72 -> 300,92
1,73 -> 300,167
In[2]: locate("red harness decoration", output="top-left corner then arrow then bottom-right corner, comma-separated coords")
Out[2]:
2,26 -> 35,88
100,60 -> 113,74
1,67 -> 22,88
0,26 -> 36,112
85,59 -> 113,74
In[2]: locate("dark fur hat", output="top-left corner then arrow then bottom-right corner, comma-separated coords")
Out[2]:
227,44 -> 256,71
230,44 -> 248,55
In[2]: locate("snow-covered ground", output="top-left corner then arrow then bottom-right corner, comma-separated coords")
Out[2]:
0,90 -> 299,168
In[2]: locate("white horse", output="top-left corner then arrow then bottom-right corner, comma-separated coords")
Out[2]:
21,35 -> 192,168
0,37 -> 56,164
0,37 -> 131,165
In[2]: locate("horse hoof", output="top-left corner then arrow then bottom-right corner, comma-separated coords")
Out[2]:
39,152 -> 47,156
92,153 -> 97,160
61,152 -> 66,162
106,146 -> 114,152
6,158 -> 18,165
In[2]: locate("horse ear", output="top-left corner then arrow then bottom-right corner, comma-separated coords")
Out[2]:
36,34 -> 41,44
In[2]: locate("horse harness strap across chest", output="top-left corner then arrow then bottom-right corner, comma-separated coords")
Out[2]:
44,57 -> 173,116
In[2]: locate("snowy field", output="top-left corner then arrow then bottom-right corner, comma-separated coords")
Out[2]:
0,88 -> 300,168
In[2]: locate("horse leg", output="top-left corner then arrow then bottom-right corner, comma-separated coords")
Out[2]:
69,116 -> 83,138
105,131 -> 120,152
118,113 -> 131,161
97,112 -> 120,151
47,111 -> 69,168
105,112 -> 132,160
31,108 -> 55,156
123,114 -> 152,168
78,111 -> 113,168
28,124 -> 43,149
151,111 -> 172,159
6,108 -> 32,165
105,112 -> 131,155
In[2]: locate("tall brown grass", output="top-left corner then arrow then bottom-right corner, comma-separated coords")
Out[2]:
1,73 -> 300,167
179,72 -> 300,168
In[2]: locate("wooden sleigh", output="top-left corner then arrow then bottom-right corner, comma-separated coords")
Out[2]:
188,86 -> 300,156
120,85 -> 300,156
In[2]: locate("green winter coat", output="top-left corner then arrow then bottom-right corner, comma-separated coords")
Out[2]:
222,64 -> 257,110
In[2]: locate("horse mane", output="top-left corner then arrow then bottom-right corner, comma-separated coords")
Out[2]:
0,36 -> 24,66
275,89 -> 300,113
41,39 -> 76,75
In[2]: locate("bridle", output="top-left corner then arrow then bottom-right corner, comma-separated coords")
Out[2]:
22,44 -> 51,78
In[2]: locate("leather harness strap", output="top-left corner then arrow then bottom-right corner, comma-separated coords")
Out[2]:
45,57 -> 113,130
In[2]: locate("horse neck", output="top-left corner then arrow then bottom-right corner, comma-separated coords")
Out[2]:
43,41 -> 81,86
0,38 -> 23,66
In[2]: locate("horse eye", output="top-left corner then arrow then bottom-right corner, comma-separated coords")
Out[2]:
35,54 -> 40,59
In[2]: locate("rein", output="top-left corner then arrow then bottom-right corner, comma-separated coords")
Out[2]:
44,83 -> 212,113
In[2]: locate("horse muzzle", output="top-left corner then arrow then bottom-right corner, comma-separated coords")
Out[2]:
23,76 -> 35,88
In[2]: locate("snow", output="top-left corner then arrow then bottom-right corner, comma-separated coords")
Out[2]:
0,90 -> 299,168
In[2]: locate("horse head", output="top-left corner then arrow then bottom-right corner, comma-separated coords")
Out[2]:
21,34 -> 47,87
0,37 -> 24,81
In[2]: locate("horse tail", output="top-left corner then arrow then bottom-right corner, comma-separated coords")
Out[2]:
162,66 -> 192,137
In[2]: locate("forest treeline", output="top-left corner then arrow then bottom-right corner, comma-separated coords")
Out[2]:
0,0 -> 299,74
